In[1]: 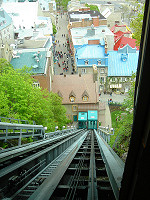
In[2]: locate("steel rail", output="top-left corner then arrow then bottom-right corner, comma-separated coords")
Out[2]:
19,131 -> 89,200
95,129 -> 124,200
0,130 -> 85,179
87,131 -> 98,200
0,129 -> 81,164
64,135 -> 90,200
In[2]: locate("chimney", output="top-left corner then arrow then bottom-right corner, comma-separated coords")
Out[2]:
82,18 -> 85,27
93,64 -> 98,82
92,17 -> 99,27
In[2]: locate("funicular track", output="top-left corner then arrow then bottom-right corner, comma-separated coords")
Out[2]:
0,129 -> 124,200
5,130 -> 117,200
50,130 -> 115,200
0,129 -> 86,199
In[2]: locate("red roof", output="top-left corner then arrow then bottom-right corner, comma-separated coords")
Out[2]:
114,36 -> 139,51
114,31 -> 124,42
110,24 -> 127,33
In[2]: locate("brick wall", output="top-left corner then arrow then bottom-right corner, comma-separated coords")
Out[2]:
92,18 -> 99,27
32,60 -> 51,91
99,20 -> 107,26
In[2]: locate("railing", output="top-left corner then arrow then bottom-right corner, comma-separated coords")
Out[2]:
0,121 -> 45,146
98,126 -> 114,143
0,116 -> 36,124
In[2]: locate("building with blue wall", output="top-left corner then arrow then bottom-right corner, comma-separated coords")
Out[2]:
107,44 -> 139,93
75,43 -> 108,92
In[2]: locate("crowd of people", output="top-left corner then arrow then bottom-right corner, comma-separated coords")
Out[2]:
53,11 -> 75,75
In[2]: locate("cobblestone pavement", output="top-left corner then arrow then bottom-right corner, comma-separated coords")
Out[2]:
53,11 -> 74,75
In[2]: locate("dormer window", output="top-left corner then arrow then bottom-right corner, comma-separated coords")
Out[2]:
85,60 -> 89,65
70,96 -> 75,102
82,90 -> 89,102
83,96 -> 88,101
98,60 -> 101,65
69,90 -> 76,102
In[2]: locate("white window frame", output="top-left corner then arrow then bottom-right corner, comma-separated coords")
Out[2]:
111,77 -> 116,82
98,60 -> 101,65
100,68 -> 105,73
81,68 -> 86,74
84,60 -> 89,65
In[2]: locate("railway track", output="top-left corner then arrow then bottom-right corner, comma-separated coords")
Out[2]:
0,129 -> 124,199
0,129 -> 86,199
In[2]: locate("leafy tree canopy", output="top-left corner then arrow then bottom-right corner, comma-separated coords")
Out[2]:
52,23 -> 57,35
85,4 -> 100,12
0,58 -> 69,131
130,1 -> 145,46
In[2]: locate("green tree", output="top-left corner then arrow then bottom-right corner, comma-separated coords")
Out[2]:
85,4 -> 99,12
130,2 -> 145,46
0,59 -> 69,131
52,23 -> 57,35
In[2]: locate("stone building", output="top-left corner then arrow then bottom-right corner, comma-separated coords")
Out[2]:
68,10 -> 107,29
107,44 -> 139,93
52,74 -> 105,124
0,8 -> 14,62
75,43 -> 108,92
10,48 -> 54,92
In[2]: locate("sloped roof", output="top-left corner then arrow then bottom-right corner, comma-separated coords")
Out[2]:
57,91 -> 63,98
69,90 -> 76,98
108,45 -> 139,77
114,36 -> 139,51
0,8 -> 12,31
10,49 -> 47,74
101,8 -> 111,18
52,74 -> 99,104
76,44 -> 105,59
68,10 -> 105,22
82,90 -> 89,98
110,24 -> 127,33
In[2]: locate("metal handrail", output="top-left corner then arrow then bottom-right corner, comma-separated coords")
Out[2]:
98,126 -> 114,143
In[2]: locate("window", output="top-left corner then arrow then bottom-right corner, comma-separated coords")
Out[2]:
72,105 -> 78,111
83,96 -> 88,101
111,77 -> 116,82
115,21 -> 120,24
81,68 -> 86,74
100,77 -> 104,84
98,60 -> 101,65
100,68 -> 105,73
122,77 -> 125,82
85,60 -> 89,65
70,96 -> 75,102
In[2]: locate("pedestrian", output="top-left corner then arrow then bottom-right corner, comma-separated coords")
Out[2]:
63,44 -> 64,46
62,34 -> 63,37
64,34 -> 65,37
